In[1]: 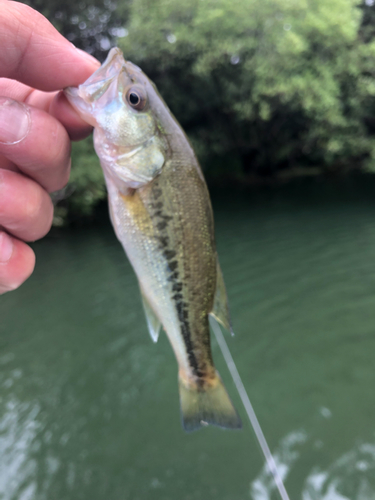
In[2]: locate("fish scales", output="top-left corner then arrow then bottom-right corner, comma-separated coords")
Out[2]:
65,48 -> 242,432
110,152 -> 216,380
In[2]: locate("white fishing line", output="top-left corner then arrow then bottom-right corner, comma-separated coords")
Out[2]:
210,318 -> 291,500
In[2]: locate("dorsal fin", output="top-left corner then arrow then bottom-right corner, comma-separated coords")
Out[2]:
140,289 -> 161,343
209,260 -> 233,335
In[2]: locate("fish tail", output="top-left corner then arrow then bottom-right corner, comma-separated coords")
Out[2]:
178,371 -> 242,432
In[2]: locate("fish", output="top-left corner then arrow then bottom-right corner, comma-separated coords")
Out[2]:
65,48 -> 242,432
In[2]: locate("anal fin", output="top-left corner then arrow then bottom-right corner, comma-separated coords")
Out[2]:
140,289 -> 161,343
209,260 -> 233,335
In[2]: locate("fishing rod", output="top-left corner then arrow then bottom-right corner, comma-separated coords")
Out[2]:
210,318 -> 291,500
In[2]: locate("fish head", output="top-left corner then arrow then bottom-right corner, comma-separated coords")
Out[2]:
65,48 -> 156,146
65,48 -> 169,189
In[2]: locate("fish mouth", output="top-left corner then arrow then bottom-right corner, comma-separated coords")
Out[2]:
81,48 -> 126,89
70,48 -> 126,103
64,48 -> 148,127
65,48 -> 124,94
64,48 -> 146,107
64,48 -> 127,123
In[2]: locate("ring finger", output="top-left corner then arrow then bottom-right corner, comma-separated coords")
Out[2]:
0,169 -> 54,241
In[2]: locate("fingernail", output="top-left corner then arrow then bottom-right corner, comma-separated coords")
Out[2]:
0,98 -> 31,145
74,48 -> 101,68
0,232 -> 14,263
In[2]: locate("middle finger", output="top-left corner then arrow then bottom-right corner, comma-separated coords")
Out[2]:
0,78 -> 94,140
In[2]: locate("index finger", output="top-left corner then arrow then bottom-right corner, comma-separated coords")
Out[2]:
0,1 -> 100,91
0,78 -> 94,140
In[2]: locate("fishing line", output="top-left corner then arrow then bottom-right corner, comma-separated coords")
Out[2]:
210,318 -> 291,500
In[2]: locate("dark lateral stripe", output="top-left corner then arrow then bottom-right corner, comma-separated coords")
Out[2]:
168,260 -> 178,272
175,299 -> 200,375
163,249 -> 200,375
157,236 -> 169,248
150,183 -> 201,376
164,249 -> 176,260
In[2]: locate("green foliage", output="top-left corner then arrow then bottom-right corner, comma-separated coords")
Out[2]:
69,137 -> 106,215
21,0 -> 375,220
119,0 -> 375,176
53,137 -> 106,224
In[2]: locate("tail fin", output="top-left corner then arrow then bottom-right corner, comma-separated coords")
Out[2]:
178,373 -> 242,432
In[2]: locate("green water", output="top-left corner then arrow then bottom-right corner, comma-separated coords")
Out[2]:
2,177 -> 375,500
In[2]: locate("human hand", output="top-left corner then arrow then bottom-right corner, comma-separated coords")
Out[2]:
0,0 -> 100,294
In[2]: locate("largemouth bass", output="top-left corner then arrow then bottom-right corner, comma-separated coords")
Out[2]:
65,48 -> 241,432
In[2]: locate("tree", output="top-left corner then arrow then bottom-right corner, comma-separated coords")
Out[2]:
119,0 -> 375,177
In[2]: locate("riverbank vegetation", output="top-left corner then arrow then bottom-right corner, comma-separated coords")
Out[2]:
23,0 -> 375,220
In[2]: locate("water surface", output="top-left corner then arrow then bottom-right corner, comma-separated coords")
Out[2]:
2,176 -> 375,499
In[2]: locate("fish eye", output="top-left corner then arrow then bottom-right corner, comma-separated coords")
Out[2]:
125,86 -> 147,111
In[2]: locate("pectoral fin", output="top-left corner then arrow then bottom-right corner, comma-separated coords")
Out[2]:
209,260 -> 233,335
141,290 -> 161,343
